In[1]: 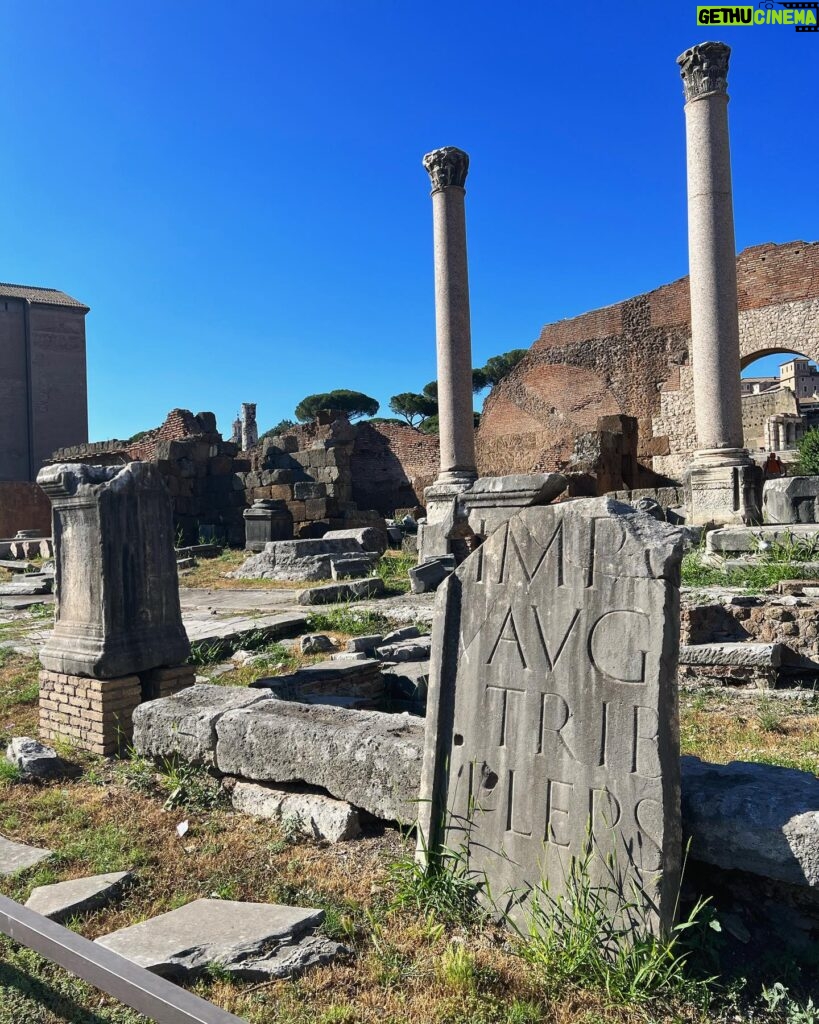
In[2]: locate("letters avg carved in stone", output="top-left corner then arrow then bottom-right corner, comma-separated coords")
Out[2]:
37,463 -> 190,679
419,498 -> 685,935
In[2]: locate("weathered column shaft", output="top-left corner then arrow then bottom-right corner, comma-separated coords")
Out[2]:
679,41 -> 744,453
423,147 -> 477,484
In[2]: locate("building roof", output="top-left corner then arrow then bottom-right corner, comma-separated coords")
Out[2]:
0,283 -> 89,310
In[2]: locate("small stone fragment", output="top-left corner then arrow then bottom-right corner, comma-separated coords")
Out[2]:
299,634 -> 335,655
6,737 -> 67,780
231,782 -> 361,842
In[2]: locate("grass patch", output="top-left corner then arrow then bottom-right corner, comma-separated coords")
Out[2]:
680,689 -> 819,774
178,548 -> 316,590
306,606 -> 393,637
376,551 -> 417,595
681,550 -> 818,593
0,653 -> 41,743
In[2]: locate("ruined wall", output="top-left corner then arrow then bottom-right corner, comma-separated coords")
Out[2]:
741,388 -> 797,452
478,242 -> 819,482
350,422 -> 438,515
270,416 -> 439,515
0,482 -> 52,538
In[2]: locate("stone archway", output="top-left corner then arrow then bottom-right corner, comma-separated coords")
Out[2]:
739,299 -> 819,369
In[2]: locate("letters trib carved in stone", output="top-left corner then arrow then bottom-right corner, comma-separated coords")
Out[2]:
419,498 -> 685,935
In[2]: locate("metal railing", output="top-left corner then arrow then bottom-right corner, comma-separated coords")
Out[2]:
0,894 -> 247,1024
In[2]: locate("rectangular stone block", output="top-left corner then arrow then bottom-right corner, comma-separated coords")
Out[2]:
419,497 -> 685,936
37,463 -> 190,679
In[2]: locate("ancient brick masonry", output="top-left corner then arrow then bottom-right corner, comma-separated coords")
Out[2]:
477,242 -> 819,482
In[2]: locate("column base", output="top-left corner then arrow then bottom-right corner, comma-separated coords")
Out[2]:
686,449 -> 762,527
418,477 -> 476,563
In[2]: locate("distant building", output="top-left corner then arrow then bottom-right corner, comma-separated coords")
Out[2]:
0,284 -> 89,482
740,375 -> 778,396
780,357 -> 819,400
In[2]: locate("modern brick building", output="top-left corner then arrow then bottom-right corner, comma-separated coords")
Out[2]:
0,284 -> 89,482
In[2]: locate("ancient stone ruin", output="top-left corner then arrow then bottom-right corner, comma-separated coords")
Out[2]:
419,499 -> 685,932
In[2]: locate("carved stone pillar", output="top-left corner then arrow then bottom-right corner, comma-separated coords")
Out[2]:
240,403 -> 258,451
678,42 -> 760,525
418,147 -> 477,562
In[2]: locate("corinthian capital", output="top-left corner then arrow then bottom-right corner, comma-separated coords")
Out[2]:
422,147 -> 469,193
677,41 -> 731,102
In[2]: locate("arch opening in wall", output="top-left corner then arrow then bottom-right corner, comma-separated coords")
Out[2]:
740,349 -> 819,456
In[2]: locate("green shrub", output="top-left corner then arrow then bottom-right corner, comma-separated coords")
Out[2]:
798,428 -> 819,475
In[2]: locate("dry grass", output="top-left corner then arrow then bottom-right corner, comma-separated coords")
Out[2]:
680,688 -> 819,774
0,647 -> 714,1024
178,549 -> 313,591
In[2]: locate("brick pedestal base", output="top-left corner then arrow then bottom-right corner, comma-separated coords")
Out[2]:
39,671 -> 142,755
39,664 -> 195,755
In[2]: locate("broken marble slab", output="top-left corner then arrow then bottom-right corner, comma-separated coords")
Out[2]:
0,835 -> 52,875
95,899 -> 343,980
25,871 -> 135,921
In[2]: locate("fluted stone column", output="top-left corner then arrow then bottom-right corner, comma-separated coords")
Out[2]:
423,146 -> 477,487
678,42 -> 760,524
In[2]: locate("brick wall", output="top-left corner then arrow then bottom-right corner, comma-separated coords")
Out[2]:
0,482 -> 52,537
478,241 -> 819,482
350,422 -> 439,515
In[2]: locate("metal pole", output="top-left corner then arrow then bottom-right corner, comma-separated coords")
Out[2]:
0,895 -> 248,1024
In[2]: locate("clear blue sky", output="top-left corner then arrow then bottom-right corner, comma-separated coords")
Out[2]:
2,1 -> 816,440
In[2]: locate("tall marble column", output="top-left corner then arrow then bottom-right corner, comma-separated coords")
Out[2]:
423,146 -> 477,487
417,146 -> 477,562
678,42 -> 760,524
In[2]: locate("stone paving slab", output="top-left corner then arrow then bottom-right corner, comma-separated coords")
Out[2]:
179,611 -> 308,647
679,642 -> 784,667
0,835 -> 51,875
95,898 -> 342,980
26,871 -> 134,921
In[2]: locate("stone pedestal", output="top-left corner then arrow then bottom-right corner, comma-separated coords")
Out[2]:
244,499 -> 293,551
37,463 -> 191,678
678,43 -> 759,526
686,449 -> 762,527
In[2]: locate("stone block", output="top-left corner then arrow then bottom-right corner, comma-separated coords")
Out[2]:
231,782 -> 361,842
330,556 -> 376,580
132,684 -> 272,766
26,871 -> 134,922
216,701 -> 424,821
305,498 -> 338,520
0,836 -> 52,876
420,497 -> 685,934
323,527 -> 388,557
37,463 -> 190,679
295,578 -> 385,605
681,757 -> 819,889
346,634 -> 384,653
763,477 -> 819,525
96,899 -> 343,981
409,555 -> 455,594
294,482 -> 327,501
230,538 -> 365,582
463,473 -> 568,537
707,524 -> 819,557
269,484 -> 293,502
5,737 -> 66,779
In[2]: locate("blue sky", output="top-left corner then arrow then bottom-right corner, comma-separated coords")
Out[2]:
2,1 -> 816,439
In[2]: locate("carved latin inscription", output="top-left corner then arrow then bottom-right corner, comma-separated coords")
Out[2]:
421,498 -> 683,936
